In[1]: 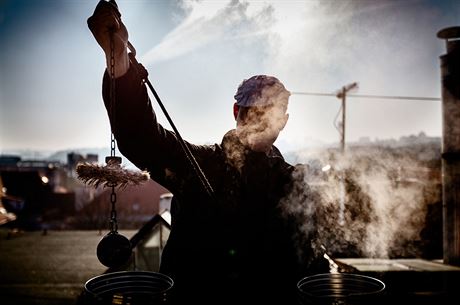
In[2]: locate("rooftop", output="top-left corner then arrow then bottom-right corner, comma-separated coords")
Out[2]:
0,228 -> 136,305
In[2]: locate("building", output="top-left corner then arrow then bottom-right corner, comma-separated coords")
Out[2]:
0,155 -> 74,229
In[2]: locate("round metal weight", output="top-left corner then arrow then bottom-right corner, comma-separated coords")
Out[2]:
82,271 -> 174,305
97,232 -> 132,268
297,273 -> 385,305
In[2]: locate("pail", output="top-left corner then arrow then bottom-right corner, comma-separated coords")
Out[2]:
82,271 -> 174,305
297,273 -> 385,305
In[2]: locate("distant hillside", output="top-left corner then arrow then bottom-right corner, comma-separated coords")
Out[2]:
3,132 -> 441,169
0,149 -> 54,160
47,147 -> 110,163
1,147 -> 138,169
283,133 -> 441,165
48,147 -> 137,169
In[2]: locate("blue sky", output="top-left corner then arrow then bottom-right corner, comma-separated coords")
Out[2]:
0,0 -> 459,153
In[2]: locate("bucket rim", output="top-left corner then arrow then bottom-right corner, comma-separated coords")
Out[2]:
297,272 -> 385,299
84,270 -> 174,297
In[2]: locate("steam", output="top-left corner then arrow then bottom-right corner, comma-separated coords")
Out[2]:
137,0 -> 441,259
223,98 -> 290,170
140,1 -> 420,81
281,147 -> 433,260
138,0 -> 443,146
140,1 -> 323,67
236,102 -> 289,155
141,1 -> 259,64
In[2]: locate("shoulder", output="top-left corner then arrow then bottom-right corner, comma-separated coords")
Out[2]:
190,142 -> 223,161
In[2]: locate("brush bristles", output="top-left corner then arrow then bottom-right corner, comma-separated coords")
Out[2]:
76,162 -> 150,188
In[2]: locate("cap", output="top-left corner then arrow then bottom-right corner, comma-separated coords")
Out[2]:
234,75 -> 290,107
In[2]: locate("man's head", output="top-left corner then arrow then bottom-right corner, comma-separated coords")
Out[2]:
233,75 -> 290,153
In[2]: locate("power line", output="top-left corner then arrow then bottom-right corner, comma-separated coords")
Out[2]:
291,92 -> 336,97
291,91 -> 441,101
347,94 -> 441,101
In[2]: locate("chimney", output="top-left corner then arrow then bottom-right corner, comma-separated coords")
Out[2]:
438,26 -> 460,266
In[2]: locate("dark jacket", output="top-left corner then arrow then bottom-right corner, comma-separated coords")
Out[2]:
102,64 -> 319,304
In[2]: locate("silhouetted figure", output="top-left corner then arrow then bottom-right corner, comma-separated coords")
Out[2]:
87,2 -> 325,304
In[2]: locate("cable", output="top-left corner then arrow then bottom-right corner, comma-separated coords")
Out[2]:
291,91 -> 441,101
291,92 -> 336,97
347,94 -> 441,101
333,104 -> 342,134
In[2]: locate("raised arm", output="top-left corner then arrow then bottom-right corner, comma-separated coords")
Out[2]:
87,0 -> 129,78
88,1 -> 215,192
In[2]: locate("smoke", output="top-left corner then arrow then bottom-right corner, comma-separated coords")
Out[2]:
137,0 -> 443,262
140,0 -> 258,64
281,146 -> 433,260
140,0 -> 329,67
233,89 -> 289,154
137,0 -> 444,147
140,0 -> 426,83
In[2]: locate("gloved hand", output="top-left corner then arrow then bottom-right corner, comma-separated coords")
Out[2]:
87,0 -> 129,77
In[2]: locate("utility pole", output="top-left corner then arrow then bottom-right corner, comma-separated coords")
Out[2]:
335,82 -> 358,226
336,82 -> 358,153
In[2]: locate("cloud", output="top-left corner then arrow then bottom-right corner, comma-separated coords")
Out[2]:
141,0 -> 444,92
141,0 -> 254,64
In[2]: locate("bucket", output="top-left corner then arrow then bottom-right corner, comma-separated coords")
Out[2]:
82,271 -> 174,305
297,273 -> 385,305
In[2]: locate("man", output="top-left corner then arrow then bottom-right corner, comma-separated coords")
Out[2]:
88,2 -> 322,304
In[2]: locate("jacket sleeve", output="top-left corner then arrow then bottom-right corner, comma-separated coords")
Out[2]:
102,63 -> 213,193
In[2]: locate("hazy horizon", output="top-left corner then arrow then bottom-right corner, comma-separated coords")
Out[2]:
0,129 -> 441,162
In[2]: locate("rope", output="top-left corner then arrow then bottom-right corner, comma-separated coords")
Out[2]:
129,54 -> 215,200
107,0 -> 215,201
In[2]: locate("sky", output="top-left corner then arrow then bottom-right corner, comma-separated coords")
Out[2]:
0,0 -> 459,154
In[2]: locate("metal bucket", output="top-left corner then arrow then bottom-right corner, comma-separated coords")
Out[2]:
82,271 -> 174,305
297,273 -> 385,305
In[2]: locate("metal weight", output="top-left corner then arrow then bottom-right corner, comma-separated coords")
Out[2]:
97,231 -> 132,268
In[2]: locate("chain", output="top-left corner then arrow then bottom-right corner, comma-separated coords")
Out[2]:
108,32 -> 118,233
109,33 -> 116,158
110,185 -> 118,232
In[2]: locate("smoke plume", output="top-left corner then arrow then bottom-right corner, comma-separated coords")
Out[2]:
281,147 -> 433,260
138,0 -> 444,146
